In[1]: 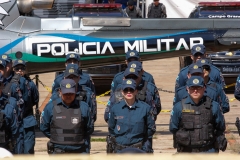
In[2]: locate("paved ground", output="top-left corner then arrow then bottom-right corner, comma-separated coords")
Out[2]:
32,57 -> 240,155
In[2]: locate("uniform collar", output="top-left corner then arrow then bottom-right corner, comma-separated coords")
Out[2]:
122,99 -> 138,109
185,95 -> 205,106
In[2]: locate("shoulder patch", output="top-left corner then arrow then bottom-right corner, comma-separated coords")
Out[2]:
111,81 -> 114,87
170,110 -> 174,116
41,111 -> 44,117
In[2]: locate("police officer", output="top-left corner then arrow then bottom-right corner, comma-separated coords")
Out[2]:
175,44 -> 225,91
147,0 -> 167,18
0,54 -> 13,81
123,0 -> 142,18
40,79 -> 94,154
111,50 -> 155,93
12,59 -> 39,154
174,62 -> 229,114
52,53 -> 95,94
196,59 -> 229,114
51,64 -> 96,122
170,76 -> 227,153
234,75 -> 240,101
0,72 -> 24,154
108,79 -> 156,153
105,67 -> 161,122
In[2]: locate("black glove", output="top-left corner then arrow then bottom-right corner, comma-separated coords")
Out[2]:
235,117 -> 240,136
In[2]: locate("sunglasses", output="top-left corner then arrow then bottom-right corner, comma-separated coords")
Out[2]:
189,86 -> 203,91
14,67 -> 26,71
123,88 -> 135,93
194,53 -> 204,57
126,76 -> 138,80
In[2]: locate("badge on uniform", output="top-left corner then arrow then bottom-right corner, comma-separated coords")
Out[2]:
193,79 -> 199,84
126,80 -> 132,84
129,68 -> 135,72
193,65 -> 198,69
131,64 -> 136,68
129,52 -> 135,56
70,54 -> 75,58
117,125 -> 120,131
195,46 -> 201,51
71,117 -> 79,124
2,55 -> 7,59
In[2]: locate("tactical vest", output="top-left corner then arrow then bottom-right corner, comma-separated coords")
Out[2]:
126,7 -> 138,18
176,97 -> 215,147
148,3 -> 163,18
2,74 -> 25,107
114,88 -> 124,103
23,76 -> 34,118
50,101 -> 84,145
76,90 -> 87,102
136,81 -> 148,102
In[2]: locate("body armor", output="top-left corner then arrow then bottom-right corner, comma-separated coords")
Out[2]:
176,97 -> 215,148
126,7 -> 138,18
148,3 -> 163,18
50,101 -> 84,145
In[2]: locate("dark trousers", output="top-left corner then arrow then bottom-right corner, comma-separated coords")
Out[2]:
24,127 -> 35,154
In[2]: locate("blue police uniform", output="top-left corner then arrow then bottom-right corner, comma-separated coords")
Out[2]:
0,71 -> 24,154
170,77 -> 225,153
40,99 -> 93,153
108,79 -> 156,153
111,50 -> 155,93
175,45 -> 225,91
173,61 -> 229,114
10,59 -> 39,154
105,68 -> 161,122
52,71 -> 95,94
51,84 -> 96,122
52,53 -> 95,94
234,75 -> 240,101
51,63 -> 97,122
40,79 -> 94,154
174,81 -> 229,114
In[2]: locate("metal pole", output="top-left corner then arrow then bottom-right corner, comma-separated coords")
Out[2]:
35,75 -> 40,130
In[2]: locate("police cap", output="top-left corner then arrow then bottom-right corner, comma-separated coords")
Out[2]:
60,79 -> 76,94
1,54 -> 12,63
127,0 -> 134,6
127,61 -> 142,71
66,53 -> 81,62
126,50 -> 140,60
64,64 -> 79,77
187,76 -> 204,88
13,59 -> 26,67
191,44 -> 206,55
196,59 -> 210,67
124,67 -> 140,77
188,63 -> 203,75
121,79 -> 137,90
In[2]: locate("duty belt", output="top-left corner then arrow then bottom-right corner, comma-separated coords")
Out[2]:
53,147 -> 86,154
116,141 -> 142,150
177,144 -> 216,153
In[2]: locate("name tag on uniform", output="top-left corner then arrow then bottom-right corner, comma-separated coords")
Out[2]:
114,116 -> 124,119
182,109 -> 194,113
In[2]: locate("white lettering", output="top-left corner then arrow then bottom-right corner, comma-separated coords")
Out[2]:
101,42 -> 115,54
143,40 -> 157,52
157,39 -> 161,51
83,42 -> 96,55
161,39 -> 174,51
190,37 -> 204,49
37,44 -> 50,56
51,43 -> 64,56
176,38 -> 189,50
96,42 -> 101,54
124,41 -> 139,53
